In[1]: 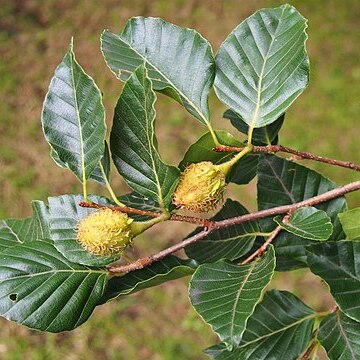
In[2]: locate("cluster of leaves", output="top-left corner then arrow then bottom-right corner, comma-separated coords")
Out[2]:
1,4 -> 360,359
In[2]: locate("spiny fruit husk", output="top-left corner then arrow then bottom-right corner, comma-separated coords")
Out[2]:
173,161 -> 226,213
76,208 -> 134,256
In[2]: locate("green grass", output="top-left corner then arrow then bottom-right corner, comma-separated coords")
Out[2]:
0,0 -> 359,358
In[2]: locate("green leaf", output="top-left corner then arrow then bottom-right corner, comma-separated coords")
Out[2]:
205,290 -> 315,360
189,246 -> 275,348
42,39 -> 106,183
50,141 -> 110,186
179,130 -> 258,185
306,241 -> 360,322
257,154 -> 347,271
119,192 -> 162,222
274,207 -> 333,241
110,65 -> 180,208
318,311 -> 360,360
0,217 -> 37,251
86,141 -> 111,186
179,130 -> 243,170
214,4 -> 309,128
31,200 -> 51,240
101,17 -> 215,125
338,208 -> 360,241
0,200 -> 52,252
223,109 -> 284,145
185,199 -> 260,263
100,256 -> 197,304
0,240 -> 107,332
48,194 -> 121,267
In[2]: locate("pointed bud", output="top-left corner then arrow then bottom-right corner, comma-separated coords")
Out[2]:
76,208 -> 134,256
173,161 -> 226,212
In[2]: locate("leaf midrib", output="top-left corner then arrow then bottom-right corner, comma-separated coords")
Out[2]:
250,6 -> 286,129
141,72 -> 165,209
1,222 -> 22,243
69,50 -> 86,183
240,312 -> 315,348
336,312 -> 357,359
230,259 -> 258,341
0,268 -> 107,282
103,31 -> 210,126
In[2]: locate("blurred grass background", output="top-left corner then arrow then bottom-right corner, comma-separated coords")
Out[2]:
0,0 -> 359,359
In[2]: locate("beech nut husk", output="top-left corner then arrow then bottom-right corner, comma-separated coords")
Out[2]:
173,161 -> 226,212
76,208 -> 134,256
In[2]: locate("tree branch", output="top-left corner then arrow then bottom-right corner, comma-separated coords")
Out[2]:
108,229 -> 210,274
107,180 -> 360,274
80,201 -> 213,228
79,201 -> 162,218
214,180 -> 360,229
214,145 -> 360,172
241,223 -> 285,265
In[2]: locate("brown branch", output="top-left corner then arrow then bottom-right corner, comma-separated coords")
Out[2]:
214,180 -> 360,229
214,145 -> 360,172
107,180 -> 360,274
241,223 -> 284,265
300,331 -> 319,360
80,201 -> 213,228
108,229 -> 210,274
170,214 -> 214,229
79,201 -> 162,218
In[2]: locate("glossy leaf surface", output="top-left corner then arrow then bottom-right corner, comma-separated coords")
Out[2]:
0,241 -> 107,332
0,217 -> 37,251
48,194 -> 121,267
306,241 -> 360,322
206,290 -> 315,359
110,65 -> 180,208
224,109 -> 284,145
318,311 -> 360,360
185,199 -> 260,263
100,256 -> 197,304
119,192 -> 162,221
50,142 -> 110,186
257,154 -> 346,271
189,246 -> 275,347
179,130 -> 258,185
214,4 -> 309,128
274,207 -> 333,241
101,17 -> 214,125
338,208 -> 360,241
42,40 -> 106,182
31,200 -> 51,240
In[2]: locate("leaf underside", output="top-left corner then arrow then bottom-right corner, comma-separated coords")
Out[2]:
101,17 -> 215,125
214,4 -> 309,129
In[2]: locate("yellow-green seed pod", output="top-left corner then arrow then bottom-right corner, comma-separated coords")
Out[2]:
173,161 -> 226,212
76,208 -> 134,256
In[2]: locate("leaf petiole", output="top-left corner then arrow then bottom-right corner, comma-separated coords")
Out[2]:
218,144 -> 253,176
99,162 -> 125,207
